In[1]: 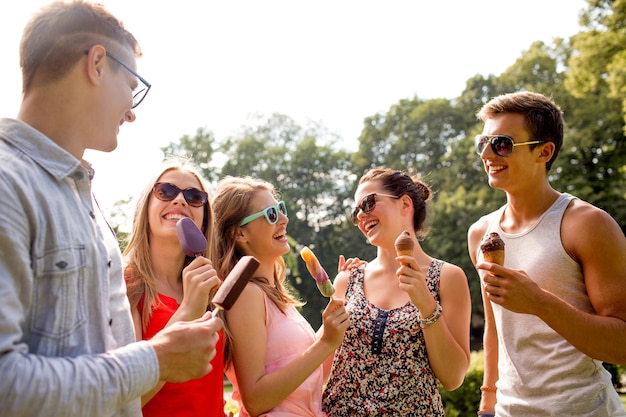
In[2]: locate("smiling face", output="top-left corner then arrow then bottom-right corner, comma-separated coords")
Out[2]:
237,189 -> 290,262
353,180 -> 405,247
148,169 -> 205,244
480,113 -> 549,194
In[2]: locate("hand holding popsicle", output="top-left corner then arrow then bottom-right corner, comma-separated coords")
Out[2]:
177,217 -> 207,257
175,217 -> 221,318
300,246 -> 335,297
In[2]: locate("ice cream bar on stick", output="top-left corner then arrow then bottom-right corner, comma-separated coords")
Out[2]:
394,230 -> 414,266
212,256 -> 260,312
300,246 -> 335,297
480,232 -> 505,266
176,217 -> 207,257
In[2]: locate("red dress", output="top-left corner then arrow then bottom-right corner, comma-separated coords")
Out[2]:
139,293 -> 225,417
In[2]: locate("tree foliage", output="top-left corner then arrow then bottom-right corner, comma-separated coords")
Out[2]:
567,0 -> 626,133
160,127 -> 218,182
110,0 -> 625,348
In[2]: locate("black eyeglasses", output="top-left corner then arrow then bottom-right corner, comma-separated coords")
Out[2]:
152,183 -> 208,207
475,134 -> 546,157
240,201 -> 288,226
105,51 -> 151,109
350,193 -> 400,225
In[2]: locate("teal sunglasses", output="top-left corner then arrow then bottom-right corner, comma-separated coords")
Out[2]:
240,201 -> 288,226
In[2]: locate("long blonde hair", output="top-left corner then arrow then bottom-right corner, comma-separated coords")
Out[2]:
123,157 -> 214,332
211,175 -> 302,367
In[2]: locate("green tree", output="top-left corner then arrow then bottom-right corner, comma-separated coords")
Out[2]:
352,97 -> 465,182
497,40 -> 568,97
160,127 -> 218,182
217,113 -> 363,327
567,0 -> 626,134
108,196 -> 133,252
562,0 -> 626,230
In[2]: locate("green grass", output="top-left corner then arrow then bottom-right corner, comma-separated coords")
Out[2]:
621,394 -> 626,408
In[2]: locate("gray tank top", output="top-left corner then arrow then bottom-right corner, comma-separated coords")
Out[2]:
478,193 -> 625,417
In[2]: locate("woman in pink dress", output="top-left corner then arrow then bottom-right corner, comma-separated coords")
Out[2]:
211,176 -> 350,417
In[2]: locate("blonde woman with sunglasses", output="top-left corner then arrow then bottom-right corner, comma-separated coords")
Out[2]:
123,158 -> 227,417
323,167 -> 472,417
212,176 -> 351,417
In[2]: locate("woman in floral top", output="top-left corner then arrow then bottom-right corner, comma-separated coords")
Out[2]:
322,167 -> 471,416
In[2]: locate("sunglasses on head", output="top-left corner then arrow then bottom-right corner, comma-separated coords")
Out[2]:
152,182 -> 208,207
475,134 -> 546,157
240,201 -> 288,226
350,193 -> 400,225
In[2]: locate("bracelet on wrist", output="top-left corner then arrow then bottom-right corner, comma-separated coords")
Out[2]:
418,301 -> 442,329
480,385 -> 497,393
477,411 -> 495,417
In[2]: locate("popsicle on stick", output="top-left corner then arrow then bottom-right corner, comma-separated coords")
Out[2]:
300,246 -> 335,297
212,256 -> 260,312
480,232 -> 505,266
176,217 -> 207,257
394,230 -> 414,266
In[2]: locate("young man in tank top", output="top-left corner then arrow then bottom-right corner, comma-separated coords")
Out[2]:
468,91 -> 626,417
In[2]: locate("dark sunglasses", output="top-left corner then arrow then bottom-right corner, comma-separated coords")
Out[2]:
240,201 -> 288,226
350,193 -> 400,225
475,134 -> 546,157
152,182 -> 208,207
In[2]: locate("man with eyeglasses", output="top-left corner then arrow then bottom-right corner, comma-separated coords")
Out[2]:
0,2 -> 222,417
468,91 -> 626,417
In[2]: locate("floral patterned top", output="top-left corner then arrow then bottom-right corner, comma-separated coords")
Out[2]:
322,260 -> 444,416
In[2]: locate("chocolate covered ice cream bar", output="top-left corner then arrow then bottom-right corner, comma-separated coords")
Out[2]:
213,256 -> 260,311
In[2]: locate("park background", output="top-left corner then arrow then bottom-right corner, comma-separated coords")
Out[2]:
113,2 -> 624,414
1,0 -> 587,212
2,1 -> 625,415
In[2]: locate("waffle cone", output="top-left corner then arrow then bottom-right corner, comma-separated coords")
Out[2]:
483,249 -> 504,266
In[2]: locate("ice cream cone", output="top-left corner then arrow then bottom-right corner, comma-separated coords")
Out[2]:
395,230 -> 414,265
482,249 -> 505,266
480,232 -> 505,266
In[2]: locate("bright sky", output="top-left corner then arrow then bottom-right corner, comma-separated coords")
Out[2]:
0,0 -> 586,216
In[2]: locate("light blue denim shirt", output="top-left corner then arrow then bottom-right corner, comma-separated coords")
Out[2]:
0,118 -> 159,417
